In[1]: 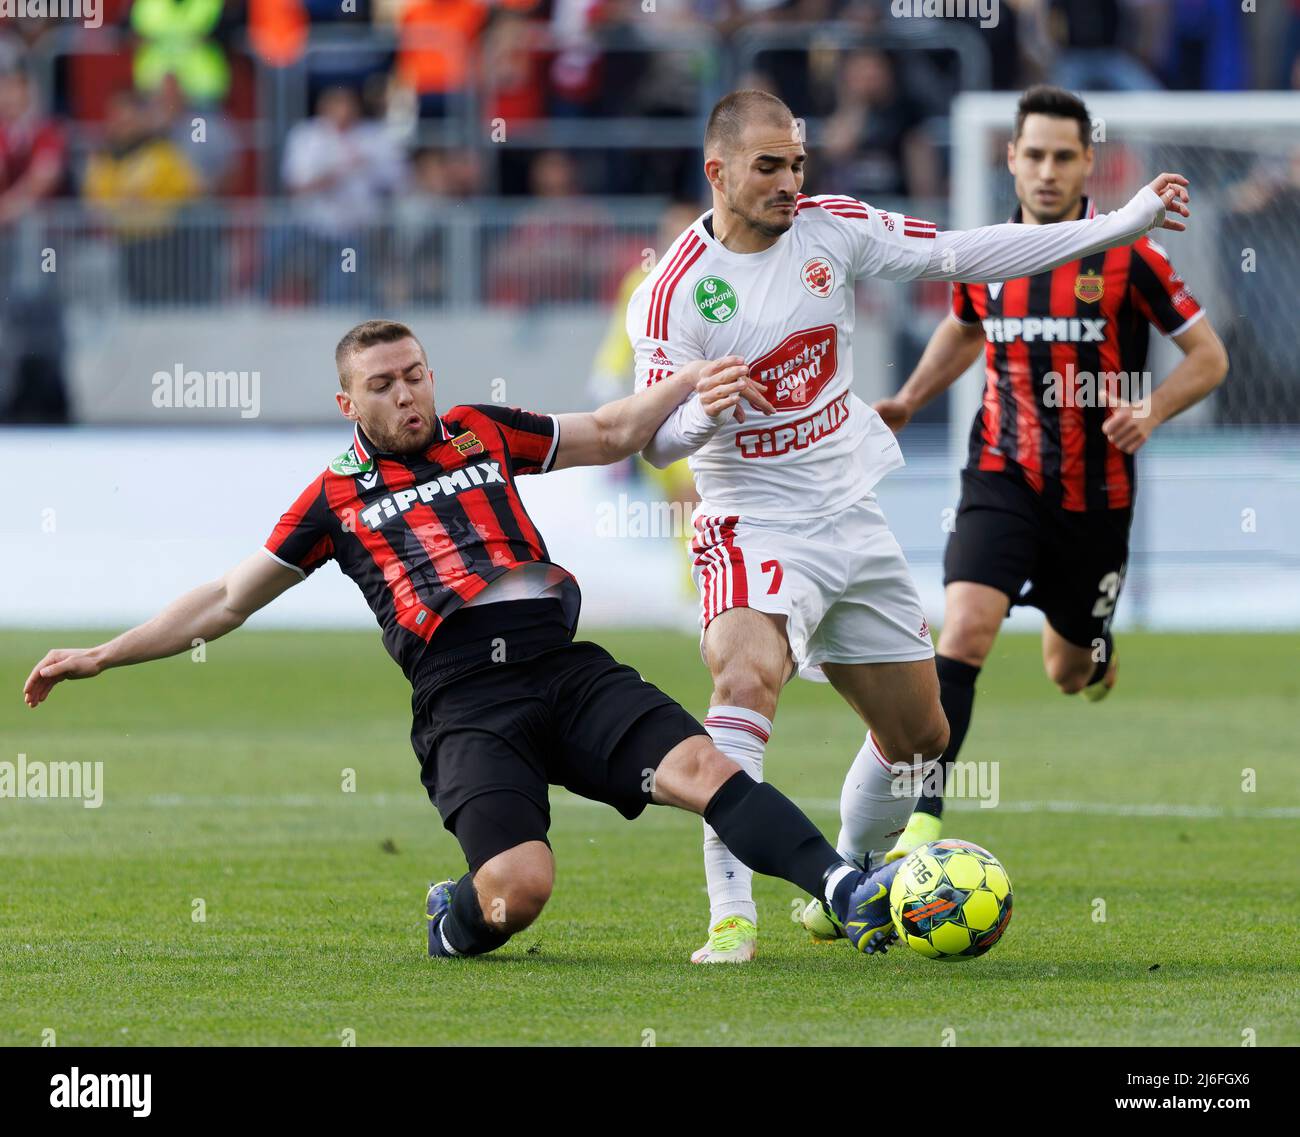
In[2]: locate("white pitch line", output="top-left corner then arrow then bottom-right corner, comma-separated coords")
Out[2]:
793,797 -> 1300,820
111,792 -> 1300,821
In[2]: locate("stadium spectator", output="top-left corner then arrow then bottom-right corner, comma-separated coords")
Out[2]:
385,146 -> 465,305
1280,0 -> 1300,87
487,149 -> 613,306
1048,0 -> 1163,91
0,62 -> 70,423
482,6 -> 548,123
393,0 -> 489,120
384,143 -> 483,311
82,89 -> 203,305
546,0 -> 604,118
151,73 -> 239,196
820,48 -> 939,201
0,64 -> 65,229
300,0 -> 391,108
268,84 -> 406,304
1161,0 -> 1248,91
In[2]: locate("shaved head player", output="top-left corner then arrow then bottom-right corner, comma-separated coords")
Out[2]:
627,89 -> 1193,961
24,319 -> 911,960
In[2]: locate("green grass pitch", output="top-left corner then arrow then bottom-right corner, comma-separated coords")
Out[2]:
2,628 -> 1297,1046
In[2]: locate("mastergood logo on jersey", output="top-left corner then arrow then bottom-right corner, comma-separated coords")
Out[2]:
694,276 -> 738,323
749,325 -> 838,409
801,257 -> 834,298
1074,271 -> 1104,304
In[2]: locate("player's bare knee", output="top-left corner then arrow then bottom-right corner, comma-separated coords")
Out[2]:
1053,667 -> 1092,696
481,871 -> 552,932
710,663 -> 781,715
1045,652 -> 1092,694
920,716 -> 951,761
655,736 -> 740,812
938,615 -> 997,668
474,848 -> 553,932
503,879 -> 551,930
892,720 -> 949,764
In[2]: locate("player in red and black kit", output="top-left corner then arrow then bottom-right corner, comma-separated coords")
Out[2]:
873,88 -> 1229,855
23,319 -> 908,961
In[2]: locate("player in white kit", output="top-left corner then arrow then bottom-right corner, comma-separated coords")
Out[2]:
626,91 -> 1192,963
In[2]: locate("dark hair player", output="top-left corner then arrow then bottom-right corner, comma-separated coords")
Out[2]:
874,87 -> 1229,856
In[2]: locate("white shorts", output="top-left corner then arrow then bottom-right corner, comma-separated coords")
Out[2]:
690,495 -> 935,681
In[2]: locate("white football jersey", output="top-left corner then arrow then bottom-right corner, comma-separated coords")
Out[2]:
627,194 -> 941,520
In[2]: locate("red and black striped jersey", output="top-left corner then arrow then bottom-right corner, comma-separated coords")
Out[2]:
263,404 -> 576,681
953,197 -> 1204,511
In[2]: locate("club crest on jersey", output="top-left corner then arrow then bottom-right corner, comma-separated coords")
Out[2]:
450,430 -> 484,457
694,276 -> 738,323
801,257 -> 834,298
1074,271 -> 1104,304
749,325 -> 838,408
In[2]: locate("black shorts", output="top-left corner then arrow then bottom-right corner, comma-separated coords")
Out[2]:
410,640 -> 707,872
943,468 -> 1132,649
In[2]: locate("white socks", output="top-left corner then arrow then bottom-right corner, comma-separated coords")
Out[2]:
701,705 -> 771,927
836,731 -> 935,870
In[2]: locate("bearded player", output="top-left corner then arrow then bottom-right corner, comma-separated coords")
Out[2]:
627,89 -> 1194,963
24,320 -> 925,963
874,87 -> 1228,858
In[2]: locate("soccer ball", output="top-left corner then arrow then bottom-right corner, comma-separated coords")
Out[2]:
890,839 -> 1012,960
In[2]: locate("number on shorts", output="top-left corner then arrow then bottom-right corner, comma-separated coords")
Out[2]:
1090,571 -> 1122,618
761,559 -> 783,595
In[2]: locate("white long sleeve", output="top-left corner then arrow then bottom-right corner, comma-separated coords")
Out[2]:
643,392 -> 724,468
919,186 -> 1167,283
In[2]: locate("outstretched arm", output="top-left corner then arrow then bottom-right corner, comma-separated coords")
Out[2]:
553,357 -> 768,469
22,551 -> 302,708
918,174 -> 1190,284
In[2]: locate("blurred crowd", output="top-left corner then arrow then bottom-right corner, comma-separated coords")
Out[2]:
3,0 -> 1299,196
0,1 -> 1297,422
0,0 -> 1297,311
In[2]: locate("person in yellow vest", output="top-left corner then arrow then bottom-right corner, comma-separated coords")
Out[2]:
83,90 -> 203,303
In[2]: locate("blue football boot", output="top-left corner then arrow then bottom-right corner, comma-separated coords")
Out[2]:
426,879 -> 456,957
812,859 -> 904,955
